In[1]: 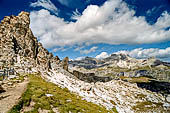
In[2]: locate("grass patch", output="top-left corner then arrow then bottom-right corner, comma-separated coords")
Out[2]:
107,66 -> 131,72
132,101 -> 164,112
120,76 -> 150,83
0,76 -> 3,81
9,74 -> 117,113
9,74 -> 26,83
133,66 -> 151,71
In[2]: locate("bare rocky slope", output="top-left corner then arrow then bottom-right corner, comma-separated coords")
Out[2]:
0,12 -> 170,113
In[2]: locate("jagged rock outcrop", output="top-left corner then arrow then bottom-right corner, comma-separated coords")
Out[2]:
0,11 -> 60,71
61,57 -> 69,71
69,56 -> 106,69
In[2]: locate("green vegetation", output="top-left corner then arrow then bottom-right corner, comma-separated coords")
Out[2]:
120,76 -> 150,83
107,66 -> 131,72
0,73 -> 26,83
9,74 -> 26,83
105,73 -> 117,78
9,74 -> 117,113
0,76 -> 3,81
132,101 -> 164,112
133,66 -> 151,71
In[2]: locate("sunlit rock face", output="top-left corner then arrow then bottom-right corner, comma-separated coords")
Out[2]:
44,71 -> 170,113
0,12 -> 60,71
69,53 -> 170,82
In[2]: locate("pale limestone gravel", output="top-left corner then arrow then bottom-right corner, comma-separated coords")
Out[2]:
42,70 -> 170,113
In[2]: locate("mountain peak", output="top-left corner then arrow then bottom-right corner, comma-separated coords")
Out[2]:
0,11 -> 61,71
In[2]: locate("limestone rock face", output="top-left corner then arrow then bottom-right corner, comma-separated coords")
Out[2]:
45,71 -> 170,113
0,11 -> 59,70
61,57 -> 69,71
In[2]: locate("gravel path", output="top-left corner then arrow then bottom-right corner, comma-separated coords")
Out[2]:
0,80 -> 29,113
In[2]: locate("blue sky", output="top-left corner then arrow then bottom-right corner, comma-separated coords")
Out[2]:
0,0 -> 170,61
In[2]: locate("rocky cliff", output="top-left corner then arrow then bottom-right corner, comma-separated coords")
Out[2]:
0,11 -> 60,72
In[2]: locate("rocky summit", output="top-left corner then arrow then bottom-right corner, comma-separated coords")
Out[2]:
0,11 -> 61,72
0,12 -> 170,113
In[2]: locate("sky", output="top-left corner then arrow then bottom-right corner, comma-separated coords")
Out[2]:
0,0 -> 170,61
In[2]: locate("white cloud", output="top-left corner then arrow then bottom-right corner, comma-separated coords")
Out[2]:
75,56 -> 84,61
52,47 -> 62,52
146,7 -> 156,16
30,0 -> 170,49
155,11 -> 170,29
52,47 -> 68,52
30,0 -> 58,14
96,52 -> 109,59
74,45 -> 85,51
57,0 -> 69,6
80,46 -> 98,54
71,9 -> 81,20
57,0 -> 85,8
115,47 -> 170,61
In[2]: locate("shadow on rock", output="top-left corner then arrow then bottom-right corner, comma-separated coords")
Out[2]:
73,70 -> 113,83
137,80 -> 170,95
0,85 -> 5,93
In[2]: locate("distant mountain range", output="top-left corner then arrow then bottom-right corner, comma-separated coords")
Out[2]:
69,53 -> 170,69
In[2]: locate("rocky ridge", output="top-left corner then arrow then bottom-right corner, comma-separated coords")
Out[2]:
69,53 -> 170,70
69,54 -> 170,82
0,11 -> 62,73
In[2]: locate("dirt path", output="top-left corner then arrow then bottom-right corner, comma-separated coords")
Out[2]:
0,80 -> 29,113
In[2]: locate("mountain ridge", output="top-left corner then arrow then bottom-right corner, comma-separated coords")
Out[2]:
69,53 -> 170,69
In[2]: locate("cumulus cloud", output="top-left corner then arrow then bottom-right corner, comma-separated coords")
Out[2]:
80,46 -> 98,54
96,52 -> 109,59
115,47 -> 170,61
30,0 -> 58,14
30,0 -> 170,49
